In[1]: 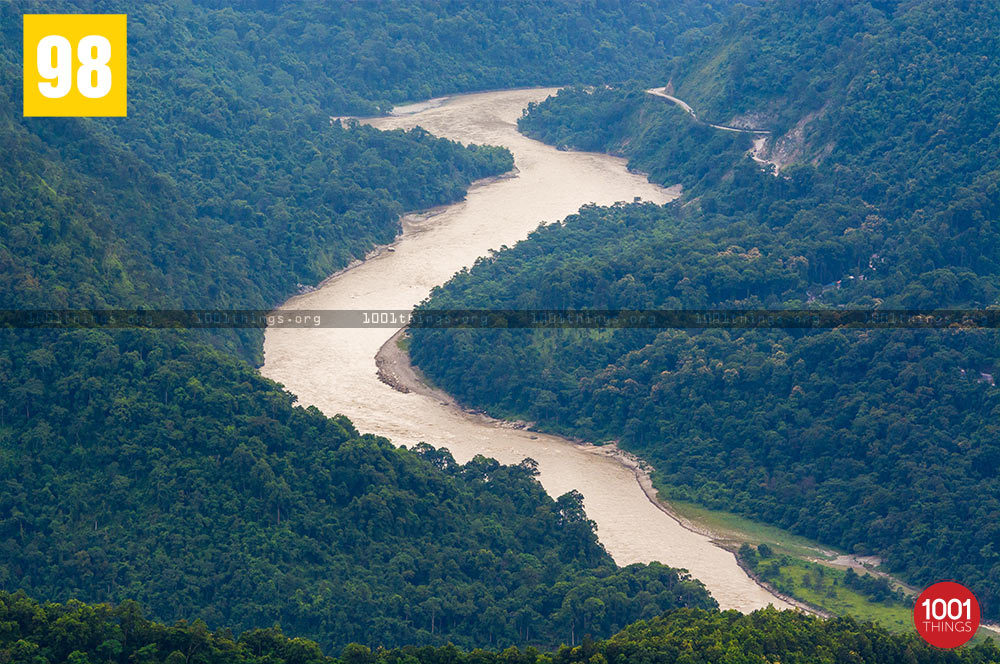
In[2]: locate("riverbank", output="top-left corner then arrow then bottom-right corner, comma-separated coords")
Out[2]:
375,329 -> 805,613
266,84 -> 1000,640
377,328 -> 1000,639
265,86 -> 803,614
578,441 -> 829,616
376,328 -> 961,628
295,168 -> 521,300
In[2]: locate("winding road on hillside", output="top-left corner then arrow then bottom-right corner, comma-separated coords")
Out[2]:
646,87 -> 771,134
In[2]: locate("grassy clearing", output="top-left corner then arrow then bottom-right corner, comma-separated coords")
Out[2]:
662,492 -> 996,644
761,556 -> 913,631
666,498 -> 836,560
767,557 -> 996,644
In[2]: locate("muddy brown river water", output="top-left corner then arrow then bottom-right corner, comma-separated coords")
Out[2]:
261,88 -> 789,612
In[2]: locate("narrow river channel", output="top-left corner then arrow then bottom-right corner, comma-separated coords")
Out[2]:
261,88 -> 789,612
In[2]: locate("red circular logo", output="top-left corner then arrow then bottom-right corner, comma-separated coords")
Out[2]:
914,582 -> 980,648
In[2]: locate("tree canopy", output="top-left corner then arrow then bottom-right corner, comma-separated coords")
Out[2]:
410,0 -> 1000,619
1,0 -> 733,650
3,594 -> 998,664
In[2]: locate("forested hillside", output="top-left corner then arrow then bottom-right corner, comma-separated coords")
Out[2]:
1,0 -> 729,346
518,88 -> 750,193
410,0 -> 1000,619
0,1 -> 514,320
0,329 -> 715,650
1,0 -> 734,652
4,594 -> 999,664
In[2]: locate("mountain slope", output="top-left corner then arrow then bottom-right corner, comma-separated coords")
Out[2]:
4,594 -> 999,664
0,328 -> 715,650
409,0 -> 1000,618
1,0 -> 739,650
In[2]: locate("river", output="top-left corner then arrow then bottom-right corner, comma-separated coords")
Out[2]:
261,88 -> 788,612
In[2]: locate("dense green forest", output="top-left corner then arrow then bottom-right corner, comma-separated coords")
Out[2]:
181,0 -> 727,113
1,0 -> 729,350
0,329 -> 715,649
0,0 -> 737,313
1,0 -> 744,652
3,593 -> 999,664
8,0 -> 1000,655
1,1 -> 514,320
410,0 -> 1000,620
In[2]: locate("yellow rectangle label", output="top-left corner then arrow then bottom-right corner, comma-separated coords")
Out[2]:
23,14 -> 127,117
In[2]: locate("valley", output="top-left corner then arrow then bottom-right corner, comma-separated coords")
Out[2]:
261,88 -> 784,613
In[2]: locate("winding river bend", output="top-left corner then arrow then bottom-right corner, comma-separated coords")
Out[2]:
261,88 -> 789,612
